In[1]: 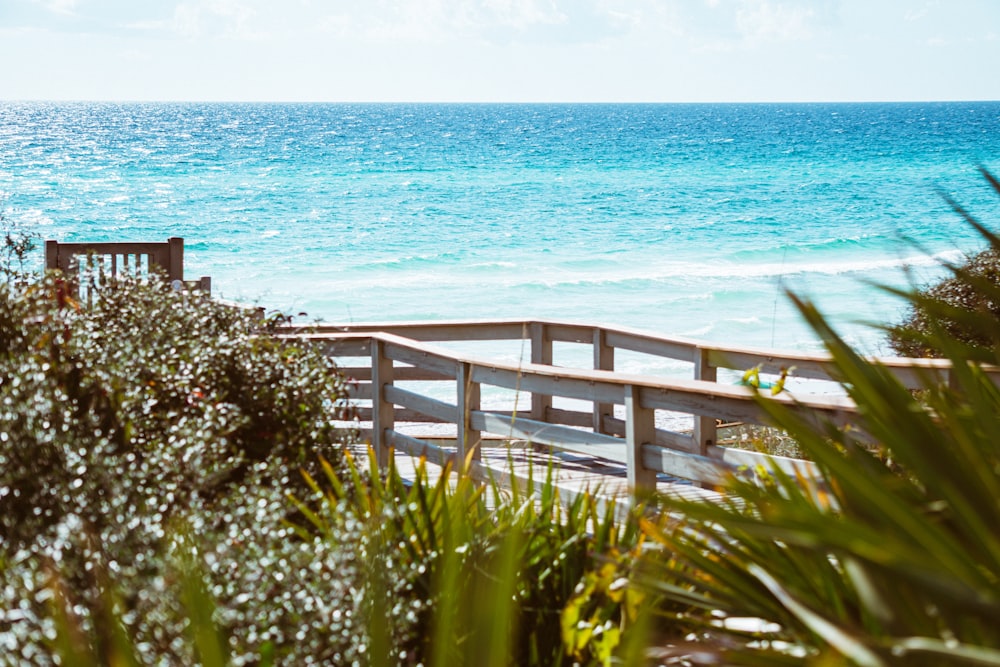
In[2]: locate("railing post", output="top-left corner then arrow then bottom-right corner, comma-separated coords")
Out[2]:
530,322 -> 552,422
457,361 -> 482,471
167,237 -> 184,283
693,348 -> 717,457
625,384 -> 657,501
593,327 -> 614,434
371,338 -> 395,468
45,240 -> 59,272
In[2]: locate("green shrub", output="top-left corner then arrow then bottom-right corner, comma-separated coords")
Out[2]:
0,274 -> 356,664
0,273 -> 646,666
887,245 -> 1000,358
887,168 -> 1000,359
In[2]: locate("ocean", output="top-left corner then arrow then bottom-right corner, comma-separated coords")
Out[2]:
2,101 -> 999,368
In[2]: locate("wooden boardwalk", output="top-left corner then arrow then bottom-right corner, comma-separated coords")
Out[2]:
287,317 -> 988,512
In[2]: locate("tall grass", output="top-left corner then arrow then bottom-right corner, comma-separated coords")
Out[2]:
286,448 -> 644,666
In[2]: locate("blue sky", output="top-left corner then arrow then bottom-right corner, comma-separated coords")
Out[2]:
1,0 -> 998,102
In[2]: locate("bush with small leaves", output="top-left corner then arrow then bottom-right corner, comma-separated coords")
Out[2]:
887,168 -> 1000,359
0,274 -> 357,664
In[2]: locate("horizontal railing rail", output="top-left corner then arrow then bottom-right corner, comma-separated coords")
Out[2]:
284,325 -> 897,505
284,317 -> 982,389
279,317 -> 997,506
283,319 -> 995,503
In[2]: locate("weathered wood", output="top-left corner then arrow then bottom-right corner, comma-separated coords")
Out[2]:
708,445 -> 822,480
544,407 -> 594,428
292,319 -> 529,342
384,339 -> 459,378
333,365 -> 452,382
457,361 -> 482,464
593,327 -> 615,434
640,444 -> 741,486
545,321 -> 595,344
530,322 -> 553,422
472,410 -> 624,452
44,237 -> 212,295
471,364 -> 626,405
601,415 -> 699,452
693,348 -> 718,456
168,236 -> 183,282
625,385 -> 657,497
45,238 -> 186,282
385,431 -> 454,467
384,385 -> 454,423
353,407 -> 454,424
301,317 -> 1000,389
371,338 -> 395,467
605,328 -> 698,362
300,319 -> 1000,503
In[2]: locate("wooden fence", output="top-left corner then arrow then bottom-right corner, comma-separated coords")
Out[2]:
281,318 -> 991,504
45,237 -> 211,297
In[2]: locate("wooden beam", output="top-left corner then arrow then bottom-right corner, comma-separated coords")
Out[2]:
640,444 -> 740,486
472,410 -> 624,454
693,348 -> 717,456
384,385 -> 454,423
371,338 -> 394,468
625,385 -> 657,498
167,237 -> 184,282
593,327 -> 615,434
530,322 -> 553,422
457,361 -> 482,465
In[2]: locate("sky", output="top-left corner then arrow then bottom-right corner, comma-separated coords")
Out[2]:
1,0 -> 998,103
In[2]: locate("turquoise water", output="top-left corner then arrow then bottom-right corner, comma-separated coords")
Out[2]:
2,102 -> 999,357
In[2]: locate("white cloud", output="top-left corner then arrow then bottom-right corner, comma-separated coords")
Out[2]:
169,0 -> 265,40
904,1 -> 939,23
480,0 -> 568,29
321,0 -> 573,43
33,0 -> 79,15
735,1 -> 816,43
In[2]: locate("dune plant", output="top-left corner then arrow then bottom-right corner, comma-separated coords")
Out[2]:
887,168 -> 1000,359
286,448 -> 646,667
632,190 -> 1000,665
0,273 -> 356,664
27,447 -> 653,667
0,204 -> 40,285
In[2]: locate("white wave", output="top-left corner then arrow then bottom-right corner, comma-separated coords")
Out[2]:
322,248 -> 961,294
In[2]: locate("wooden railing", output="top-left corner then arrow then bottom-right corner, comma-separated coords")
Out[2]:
45,237 -> 211,297
281,318 -> 989,504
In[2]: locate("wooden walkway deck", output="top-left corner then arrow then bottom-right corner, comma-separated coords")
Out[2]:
372,443 -> 724,520
283,317 -> 987,512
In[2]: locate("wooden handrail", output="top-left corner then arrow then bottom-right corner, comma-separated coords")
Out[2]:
280,318 -> 996,506
292,329 -> 858,503
45,237 -> 211,295
282,316 -> 990,390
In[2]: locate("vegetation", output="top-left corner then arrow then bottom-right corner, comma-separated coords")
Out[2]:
887,168 -> 1000,359
3,174 -> 999,665
0,275 -> 358,664
630,174 -> 1000,665
286,450 -> 643,666
0,274 -> 640,666
0,204 -> 41,284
